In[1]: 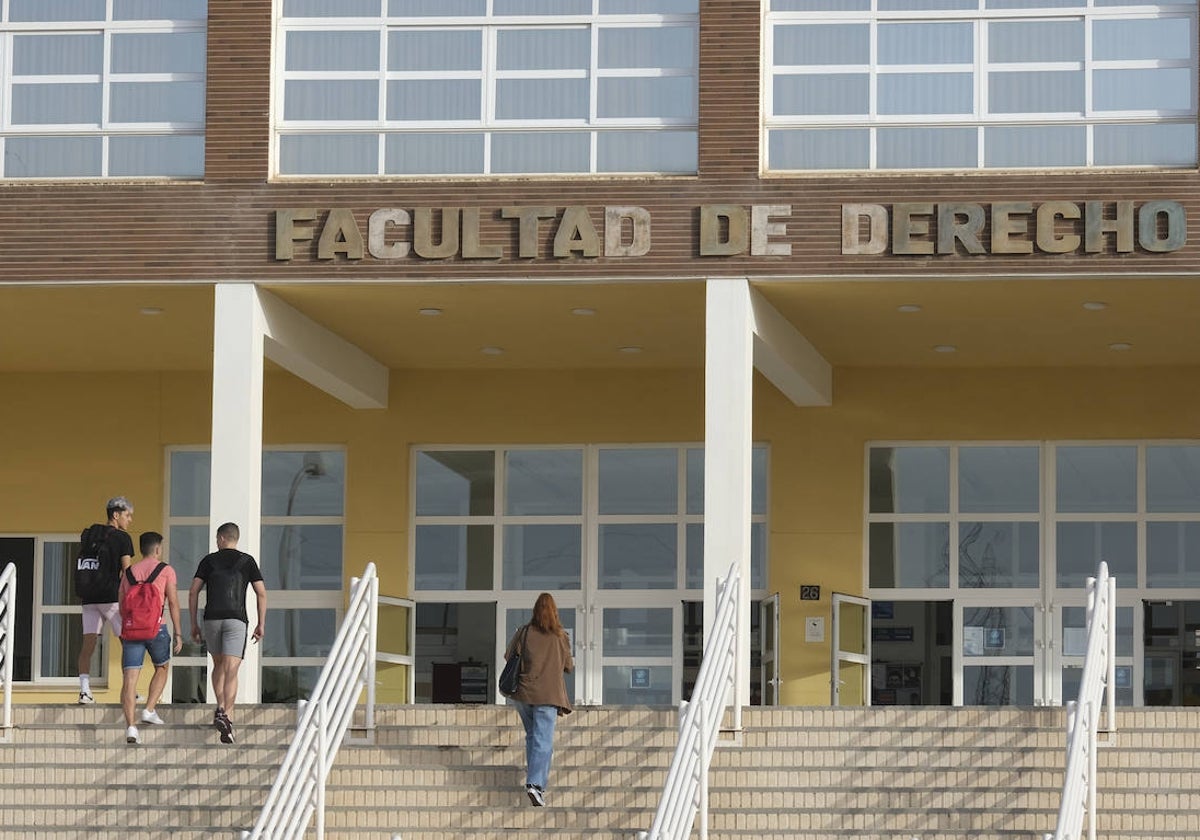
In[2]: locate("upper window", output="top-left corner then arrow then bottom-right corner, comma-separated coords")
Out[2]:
765,0 -> 1198,172
0,0 -> 207,179
275,0 -> 698,177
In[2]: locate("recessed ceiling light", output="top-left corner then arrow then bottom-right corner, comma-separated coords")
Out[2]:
618,346 -> 643,354
933,344 -> 957,353
1108,342 -> 1133,352
139,306 -> 164,316
571,307 -> 596,316
1082,302 -> 1108,311
897,304 -> 922,313
480,346 -> 504,355
418,307 -> 443,316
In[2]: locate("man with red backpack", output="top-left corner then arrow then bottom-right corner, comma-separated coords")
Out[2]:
117,531 -> 183,745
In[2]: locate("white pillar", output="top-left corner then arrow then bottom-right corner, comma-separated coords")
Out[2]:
210,284 -> 265,704
704,278 -> 754,710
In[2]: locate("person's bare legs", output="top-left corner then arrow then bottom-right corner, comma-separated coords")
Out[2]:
145,662 -> 169,713
121,667 -> 140,726
210,652 -> 228,710
78,633 -> 99,679
219,655 -> 242,717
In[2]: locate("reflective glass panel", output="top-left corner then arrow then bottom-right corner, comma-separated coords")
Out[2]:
869,522 -> 950,588
1094,123 -> 1196,166
1147,522 -> 1200,588
1094,18 -> 1191,61
597,130 -> 697,173
599,26 -> 696,69
877,126 -> 976,168
988,21 -> 1083,63
962,664 -> 1034,704
879,73 -> 973,115
774,74 -> 869,115
869,447 -> 950,514
1063,662 -> 1133,706
168,525 -> 210,585
387,79 -> 481,121
389,0 -> 487,14
262,451 -> 346,516
505,450 -> 582,515
262,666 -> 322,703
879,0 -> 973,8
115,0 -> 208,19
388,30 -> 482,71
1056,446 -> 1136,513
985,125 -> 1086,167
603,664 -> 672,704
601,0 -> 698,12
284,80 -> 379,121
502,524 -> 582,589
111,32 -> 207,73
959,446 -> 1040,513
768,128 -> 870,169
989,70 -> 1083,113
40,614 -> 92,678
497,28 -> 589,70
110,135 -> 205,177
262,608 -> 337,657
41,541 -> 79,607
598,77 -> 696,119
13,34 -> 103,75
286,0 -> 381,14
492,132 -> 590,173
1056,521 -> 1136,587
599,524 -> 677,589
684,447 -> 767,515
602,607 -> 673,656
171,665 -> 208,703
962,606 -> 1034,656
599,448 -> 677,515
772,0 -> 871,9
1148,446 -> 1200,512
278,134 -> 379,175
5,136 -> 101,177
110,81 -> 205,123
9,0 -> 105,21
259,524 -> 344,590
287,31 -> 380,71
1094,69 -> 1192,112
1062,605 -> 1134,657
416,451 -> 494,516
495,0 -> 591,13
774,24 -> 869,66
959,521 -> 1039,588
386,132 -> 486,174
414,524 -> 493,590
496,79 -> 589,120
11,83 -> 102,125
684,523 -> 766,590
878,23 -> 972,65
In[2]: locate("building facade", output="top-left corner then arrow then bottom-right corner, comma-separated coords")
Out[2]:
2,0 -> 1199,710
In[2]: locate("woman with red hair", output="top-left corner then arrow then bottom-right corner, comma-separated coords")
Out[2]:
503,592 -> 574,806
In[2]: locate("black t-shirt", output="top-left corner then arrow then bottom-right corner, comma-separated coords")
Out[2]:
78,524 -> 135,605
194,548 -> 264,623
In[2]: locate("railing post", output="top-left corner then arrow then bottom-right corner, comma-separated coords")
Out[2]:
1087,699 -> 1097,840
698,697 -> 709,840
315,699 -> 327,840
1,565 -> 14,738
1106,575 -> 1116,734
366,572 -> 378,732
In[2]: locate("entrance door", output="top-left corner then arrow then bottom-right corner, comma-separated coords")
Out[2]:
831,593 -> 871,705
760,594 -> 780,705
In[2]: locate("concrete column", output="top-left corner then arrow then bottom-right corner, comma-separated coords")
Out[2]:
704,278 -> 754,710
209,284 -> 265,704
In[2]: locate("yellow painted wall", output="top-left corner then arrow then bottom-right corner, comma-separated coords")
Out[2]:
5,364 -> 1200,705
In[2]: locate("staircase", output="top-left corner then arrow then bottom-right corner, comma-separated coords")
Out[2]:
2,704 -> 1198,840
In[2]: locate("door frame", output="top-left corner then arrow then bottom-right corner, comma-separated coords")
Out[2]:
831,592 -> 871,705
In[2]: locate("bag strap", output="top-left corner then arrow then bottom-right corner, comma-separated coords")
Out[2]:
145,562 -> 167,584
126,562 -> 168,586
125,566 -> 138,586
516,623 -> 531,655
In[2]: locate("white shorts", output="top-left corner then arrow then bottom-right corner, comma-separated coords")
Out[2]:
81,603 -> 121,636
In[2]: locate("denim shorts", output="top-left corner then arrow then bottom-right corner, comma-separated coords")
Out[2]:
121,625 -> 172,670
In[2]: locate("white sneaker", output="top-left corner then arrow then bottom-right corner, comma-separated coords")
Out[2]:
140,709 -> 165,725
125,725 -> 140,744
77,691 -> 94,705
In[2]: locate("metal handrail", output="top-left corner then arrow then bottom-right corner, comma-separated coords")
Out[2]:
0,562 -> 15,740
1045,561 -> 1116,840
242,562 -> 379,840
640,559 -> 742,840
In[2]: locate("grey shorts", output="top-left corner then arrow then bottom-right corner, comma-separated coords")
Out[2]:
203,618 -> 248,658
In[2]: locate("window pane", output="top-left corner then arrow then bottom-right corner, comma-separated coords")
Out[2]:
878,126 -> 976,168
597,129 -> 697,173
492,131 -> 590,173
170,450 -> 211,516
263,608 -> 336,657
168,525 -> 210,585
599,448 -> 677,515
41,541 -> 79,607
110,82 -> 205,123
774,74 -> 868,115
13,34 -> 103,75
774,24 -> 869,66
496,79 -> 588,120
599,26 -> 696,69
684,446 -> 768,515
388,30 -> 482,71
963,664 -> 1034,704
599,524 -> 677,589
963,606 -> 1035,655
985,125 -> 1086,167
109,135 -> 205,177
287,0 -> 381,14
1056,521 -> 1136,587
1094,18 -> 1191,61
416,451 -> 494,516
260,524 -> 344,590
284,80 -> 379,121
495,0 -> 591,13
990,70 -> 1083,113
880,0 -> 974,9
988,0 -> 1082,8
869,447 -> 950,513
773,0 -> 870,9
115,0 -> 208,20
386,132 -> 485,174
1147,522 -> 1200,587
602,0 -> 697,11
262,451 -> 346,516
262,666 -> 321,703
4,136 -> 101,177
879,73 -> 973,115
959,446 -> 1039,513
768,128 -> 869,169
387,79 -> 481,121
989,21 -> 1083,63
1056,446 -> 1136,513
502,524 -> 582,589
959,522 -> 1039,588
171,665 -> 208,703
878,23 -> 972,65
279,133 -> 379,175
598,76 -> 696,119
603,664 -> 672,704
505,450 -> 582,515
1094,123 -> 1196,166
602,607 -> 672,656
9,0 -> 105,21
389,0 -> 487,14
112,32 -> 207,73
11,83 -> 102,125
1148,446 -> 1200,512
752,521 -> 767,590
414,524 -> 493,590
686,522 -> 703,588
497,29 -> 589,71
40,614 -> 93,679
1063,605 -> 1133,656
287,31 -> 380,71
1095,69 -> 1192,112
869,522 -> 950,588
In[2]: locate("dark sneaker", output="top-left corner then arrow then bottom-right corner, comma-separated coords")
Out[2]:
217,714 -> 234,744
525,784 -> 545,807
213,708 -> 226,729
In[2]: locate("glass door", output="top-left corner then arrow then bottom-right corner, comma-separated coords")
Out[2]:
831,593 -> 871,705
501,599 -> 582,703
760,594 -> 780,705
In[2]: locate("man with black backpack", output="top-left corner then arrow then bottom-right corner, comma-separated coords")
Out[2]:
74,496 -> 136,704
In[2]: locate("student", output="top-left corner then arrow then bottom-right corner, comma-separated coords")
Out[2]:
74,496 -> 136,704
188,522 -> 267,745
118,531 -> 182,744
503,592 -> 574,807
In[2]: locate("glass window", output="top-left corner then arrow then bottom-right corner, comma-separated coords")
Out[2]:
869,522 -> 950,588
598,524 -> 677,589
599,448 -> 677,515
1148,446 -> 1200,512
262,451 -> 346,517
603,607 -> 673,656
1062,605 -> 1133,656
502,524 -> 582,589
1056,521 -> 1136,587
260,524 -> 344,591
263,609 -> 338,658
963,664 -> 1034,704
962,606 -> 1035,656
1147,522 -> 1200,588
877,126 -> 976,168
414,525 -> 493,590
1057,446 -> 1137,513
959,447 -> 1040,513
959,522 -> 1039,588
878,23 -> 972,64
168,525 -> 210,585
506,450 -> 583,516
869,447 -> 950,514
416,451 -> 495,516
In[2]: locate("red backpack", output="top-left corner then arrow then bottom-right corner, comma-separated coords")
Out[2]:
121,563 -> 167,641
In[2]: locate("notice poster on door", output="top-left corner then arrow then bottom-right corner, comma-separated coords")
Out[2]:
963,626 -> 985,655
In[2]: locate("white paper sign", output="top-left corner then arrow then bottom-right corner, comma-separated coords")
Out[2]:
963,626 -> 985,656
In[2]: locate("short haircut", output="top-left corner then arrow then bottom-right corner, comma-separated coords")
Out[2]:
140,531 -> 163,556
217,522 -> 240,542
106,496 -> 133,519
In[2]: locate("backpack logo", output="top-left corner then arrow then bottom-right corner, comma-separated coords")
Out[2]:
121,563 -> 167,642
77,558 -> 101,572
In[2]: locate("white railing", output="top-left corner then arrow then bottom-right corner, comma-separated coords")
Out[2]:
639,559 -> 742,840
242,562 -> 379,840
0,562 -> 15,741
1045,561 -> 1116,840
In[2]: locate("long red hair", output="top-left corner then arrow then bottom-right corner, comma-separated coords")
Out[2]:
531,592 -> 565,637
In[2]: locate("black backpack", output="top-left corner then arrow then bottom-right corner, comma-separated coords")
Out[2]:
74,524 -> 114,602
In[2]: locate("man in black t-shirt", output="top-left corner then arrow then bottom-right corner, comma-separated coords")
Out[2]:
188,521 -> 267,744
75,496 -> 136,705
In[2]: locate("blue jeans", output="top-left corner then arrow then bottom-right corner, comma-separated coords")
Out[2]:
514,701 -> 558,789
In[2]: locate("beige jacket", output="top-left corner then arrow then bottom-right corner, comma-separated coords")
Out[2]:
504,624 -> 574,714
